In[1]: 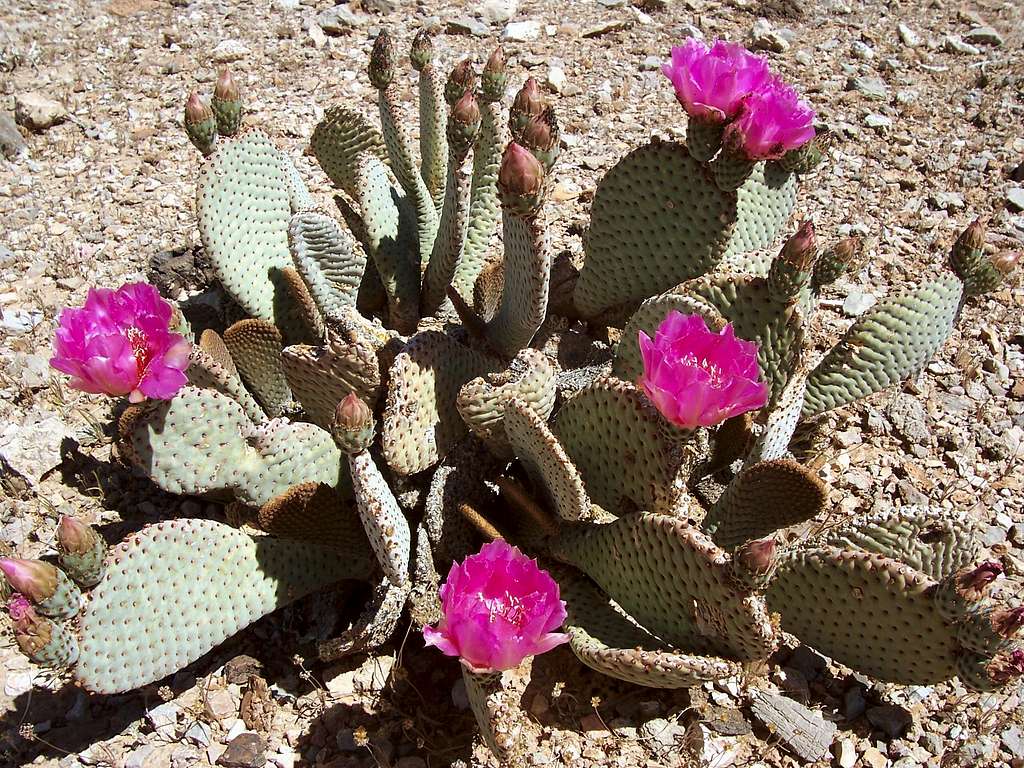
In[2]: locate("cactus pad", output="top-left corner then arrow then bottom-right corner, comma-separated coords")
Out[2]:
486,210 -> 551,357
288,210 -> 366,317
700,459 -> 827,550
310,106 -> 389,199
573,140 -> 736,318
553,377 -> 703,516
74,519 -> 359,693
381,331 -> 500,476
197,130 -> 293,323
223,319 -> 293,417
186,343 -> 266,424
802,273 -> 964,417
553,514 -> 778,661
349,451 -> 411,586
723,162 -> 797,258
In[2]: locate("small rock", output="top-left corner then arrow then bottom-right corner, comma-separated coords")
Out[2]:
204,687 -> 239,722
595,0 -> 627,6
943,35 -> 980,55
851,40 -> 874,60
639,718 -> 685,757
317,6 -> 362,34
0,415 -> 73,486
1008,523 -> 1024,546
1006,188 -> 1024,213
676,24 -> 703,40
749,18 -> 789,52
185,721 -> 212,748
981,525 -> 1007,547
481,0 -> 517,23
641,55 -> 662,71
14,92 -> 67,131
843,288 -> 877,315
218,734 -> 265,768
352,654 -> 395,693
887,394 -> 929,446
843,685 -> 867,720
0,114 -> 28,158
867,704 -> 912,739
0,307 -> 42,334
502,20 -> 541,41
124,745 -> 157,768
787,646 -> 828,681
1001,725 -> 1024,758
928,191 -> 965,211
447,17 -> 489,36
146,701 -> 180,734
224,655 -> 263,685
860,746 -> 889,768
363,0 -> 400,11
582,20 -> 631,38
547,65 -> 566,93
964,26 -> 1003,46
919,732 -> 943,755
211,39 -> 251,63
848,76 -> 888,99
863,113 -> 892,132
834,738 -> 857,768
897,23 -> 921,47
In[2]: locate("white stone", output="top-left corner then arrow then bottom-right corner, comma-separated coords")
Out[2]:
14,92 -> 67,131
546,65 -> 566,93
211,39 -> 251,63
834,738 -> 857,768
897,22 -> 921,47
843,289 -> 877,316
481,0 -> 517,23
502,20 -> 541,42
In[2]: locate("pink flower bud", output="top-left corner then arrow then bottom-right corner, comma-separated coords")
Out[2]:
423,540 -> 569,673
638,311 -> 769,430
445,58 -> 476,105
0,559 -> 58,604
735,539 -> 776,574
335,393 -> 372,432
57,516 -> 97,557
452,90 -> 481,128
958,561 -> 1003,596
49,282 -> 190,402
213,68 -> 239,102
780,221 -> 817,270
185,92 -> 213,125
369,31 -> 395,90
512,77 -> 546,121
498,142 -> 545,200
956,217 -> 987,253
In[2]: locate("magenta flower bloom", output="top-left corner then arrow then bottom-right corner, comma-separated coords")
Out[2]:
638,311 -> 769,429
722,78 -> 816,161
662,39 -> 771,123
50,283 -> 190,403
423,540 -> 569,673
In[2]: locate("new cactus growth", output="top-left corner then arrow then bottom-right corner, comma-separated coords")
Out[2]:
17,33 -> 1022,764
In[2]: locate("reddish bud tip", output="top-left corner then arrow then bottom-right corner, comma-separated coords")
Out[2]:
8,594 -> 34,626
445,58 -> 476,105
410,29 -> 432,71
214,68 -> 239,101
335,393 -> 372,432
957,217 -> 987,253
185,92 -> 213,124
520,110 -> 555,152
993,606 -> 1024,638
452,90 -> 481,127
0,559 -> 58,604
781,220 -> 817,270
498,142 -> 545,199
512,77 -> 546,119
369,31 -> 396,89
57,516 -> 95,556
735,538 -> 777,574
960,561 -> 1003,593
832,236 -> 862,265
485,46 -> 505,76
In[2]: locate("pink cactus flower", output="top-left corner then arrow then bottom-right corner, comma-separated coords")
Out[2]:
423,540 -> 569,673
662,39 -> 772,123
722,78 -> 816,161
50,283 -> 190,402
638,311 -> 769,430
8,594 -> 34,624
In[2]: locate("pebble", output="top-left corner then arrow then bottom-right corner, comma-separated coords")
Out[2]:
547,64 -> 566,93
843,288 -> 877,315
919,732 -> 944,755
145,701 -> 180,734
14,92 -> 67,131
0,307 -> 43,333
1002,725 -> 1024,758
848,76 -> 889,99
217,733 -> 265,768
1006,187 -> 1024,213
943,35 -> 980,55
0,414 -> 73,486
184,721 -> 212,748
481,0 -> 517,23
502,20 -> 541,41
897,22 -> 921,47
749,18 -> 789,52
851,40 -> 875,60
447,17 -> 489,37
317,6 -> 362,34
964,26 -> 1003,46
211,39 -> 251,63
864,113 -> 892,132
928,191 -> 965,211
0,114 -> 28,158
641,55 -> 661,71
834,738 -> 857,768
861,746 -> 889,768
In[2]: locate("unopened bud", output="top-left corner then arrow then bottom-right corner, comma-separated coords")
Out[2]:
510,77 -> 546,135
410,29 -> 432,71
990,649 -> 1024,685
0,559 -> 58,604
452,90 -> 481,128
956,217 -> 987,254
517,107 -> 560,172
184,91 -> 217,155
960,561 -> 1003,594
498,142 -> 545,215
214,68 -> 239,102
993,606 -> 1024,638
57,516 -> 96,557
185,92 -> 213,125
369,31 -> 396,90
481,46 -> 507,103
781,221 -> 817,271
445,58 -> 476,105
991,251 -> 1020,276
736,539 -> 776,574
331,393 -> 375,455
449,90 -> 482,155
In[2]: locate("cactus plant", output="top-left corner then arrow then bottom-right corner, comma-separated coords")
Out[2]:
20,32 -> 1022,765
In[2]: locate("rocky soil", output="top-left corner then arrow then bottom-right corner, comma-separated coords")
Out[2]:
1,0 -> 1023,766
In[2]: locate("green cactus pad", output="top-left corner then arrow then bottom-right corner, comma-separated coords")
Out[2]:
349,451 -> 411,587
458,102 -> 505,300
553,513 -> 778,661
288,210 -> 367,317
381,331 -> 500,476
319,575 -> 411,661
503,398 -> 590,522
802,272 -> 965,417
553,377 -> 704,516
700,459 -> 827,550
36,568 -> 82,620
573,140 -> 736,318
423,438 -> 501,561
486,210 -> 551,357
747,364 -> 808,463
815,506 -> 981,582
418,64 -> 448,212
196,130 -> 293,323
613,293 -> 725,383
74,519 -> 359,693
282,328 -> 382,429
766,546 -> 958,683
558,566 -> 742,688
280,265 -> 326,341
186,343 -> 267,425
421,146 -> 473,316
123,386 -> 343,507
352,152 -> 421,334
279,150 -> 315,212
310,106 -> 389,200
222,319 -> 293,417
457,349 -> 558,457
17,616 -> 79,668
723,162 -> 798,258
256,483 -> 371,566
462,668 -> 529,763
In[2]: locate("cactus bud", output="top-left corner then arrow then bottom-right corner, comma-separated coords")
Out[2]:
812,236 -> 862,289
956,216 -> 986,255
498,142 -> 546,216
991,251 -> 1020,276
445,58 -> 476,106
991,650 -> 1024,686
781,221 -> 817,271
210,68 -> 243,137
0,559 -> 57,604
993,606 -> 1024,639
57,516 -> 107,587
935,560 -> 1003,623
481,46 -> 507,103
961,561 -> 1003,595
369,31 -> 396,90
410,29 -> 432,71
730,538 -> 777,591
769,221 -> 817,300
517,107 -> 561,172
510,77 -> 546,137
331,393 -> 375,455
184,91 -> 217,156
8,596 -> 79,668
448,90 -> 482,156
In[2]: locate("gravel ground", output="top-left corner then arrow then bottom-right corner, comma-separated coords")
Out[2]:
1,0 -> 1023,766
